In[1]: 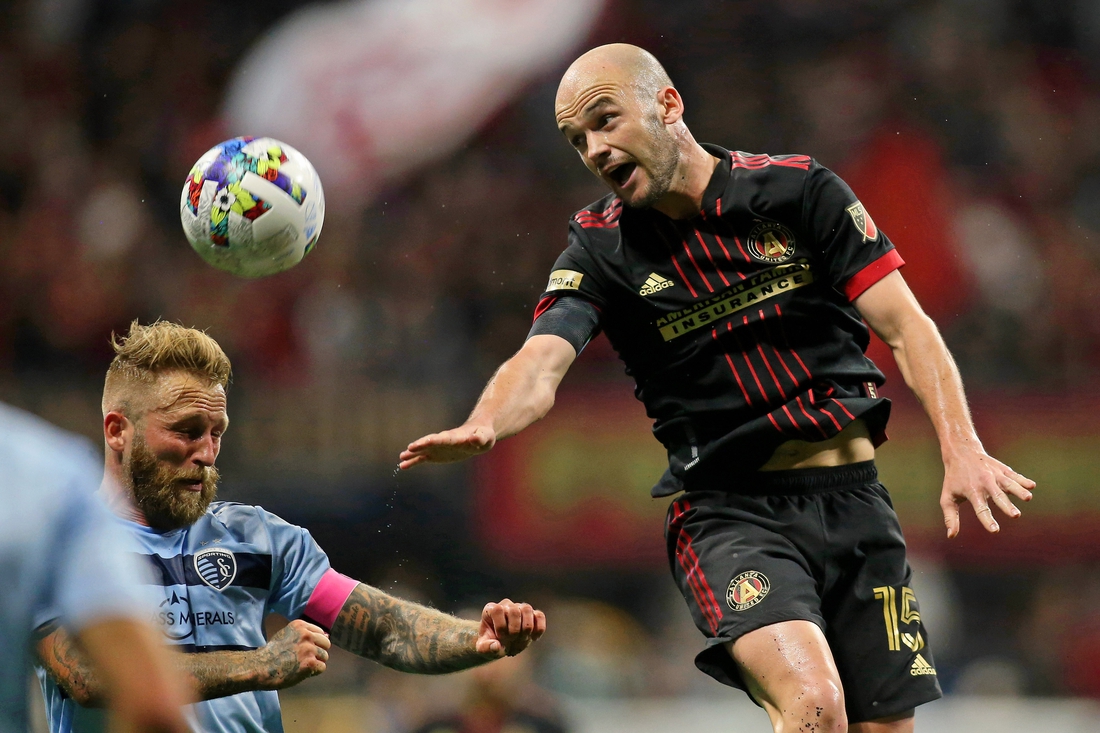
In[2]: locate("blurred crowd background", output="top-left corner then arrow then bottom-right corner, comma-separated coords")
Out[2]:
4,0 -> 1100,729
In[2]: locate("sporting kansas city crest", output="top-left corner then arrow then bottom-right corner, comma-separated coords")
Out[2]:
194,548 -> 237,591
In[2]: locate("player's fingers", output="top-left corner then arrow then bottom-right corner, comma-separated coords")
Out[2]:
941,498 -> 960,539
499,600 -> 522,635
969,494 -> 999,533
986,483 -> 1021,519
532,610 -> 547,639
296,621 -> 326,635
520,604 -> 535,634
1003,468 -> 1036,490
316,647 -> 329,662
487,602 -> 509,635
310,631 -> 332,650
476,637 -> 504,656
1001,474 -> 1034,501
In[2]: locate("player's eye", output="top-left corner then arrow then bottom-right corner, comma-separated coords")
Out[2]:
571,134 -> 585,149
597,113 -> 615,128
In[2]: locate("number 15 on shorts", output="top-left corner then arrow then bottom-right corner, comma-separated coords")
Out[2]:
873,586 -> 924,653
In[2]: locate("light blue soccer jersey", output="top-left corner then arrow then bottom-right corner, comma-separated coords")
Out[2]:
38,501 -> 333,733
0,403 -> 150,733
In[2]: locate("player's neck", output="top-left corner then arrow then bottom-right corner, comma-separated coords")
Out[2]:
651,141 -> 720,220
100,466 -> 150,526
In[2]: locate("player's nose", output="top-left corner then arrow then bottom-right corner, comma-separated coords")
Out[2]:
584,131 -> 611,165
191,434 -> 219,467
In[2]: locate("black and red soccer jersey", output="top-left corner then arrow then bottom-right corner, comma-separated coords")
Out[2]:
532,145 -> 905,496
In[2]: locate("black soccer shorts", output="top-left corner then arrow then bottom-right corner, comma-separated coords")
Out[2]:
665,461 -> 942,724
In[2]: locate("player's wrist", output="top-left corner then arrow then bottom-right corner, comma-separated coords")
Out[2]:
940,434 -> 985,465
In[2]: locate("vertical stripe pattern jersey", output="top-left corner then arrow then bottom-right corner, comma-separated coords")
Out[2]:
533,145 -> 904,494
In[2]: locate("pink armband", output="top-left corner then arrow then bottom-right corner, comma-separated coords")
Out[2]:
304,569 -> 358,630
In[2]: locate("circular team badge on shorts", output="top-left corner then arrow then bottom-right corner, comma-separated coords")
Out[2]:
747,222 -> 796,263
727,571 -> 771,611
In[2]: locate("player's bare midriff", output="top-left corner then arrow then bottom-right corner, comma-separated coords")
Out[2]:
759,418 -> 874,471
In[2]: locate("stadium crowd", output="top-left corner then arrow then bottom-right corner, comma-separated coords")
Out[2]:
3,0 -> 1100,718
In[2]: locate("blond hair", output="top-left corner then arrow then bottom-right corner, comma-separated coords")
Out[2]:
103,320 -> 231,415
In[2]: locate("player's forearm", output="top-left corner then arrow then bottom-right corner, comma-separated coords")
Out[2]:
887,312 -> 981,460
174,649 -> 279,700
330,583 -> 486,674
467,354 -> 556,439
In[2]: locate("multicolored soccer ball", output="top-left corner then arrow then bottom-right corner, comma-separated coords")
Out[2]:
180,137 -> 324,278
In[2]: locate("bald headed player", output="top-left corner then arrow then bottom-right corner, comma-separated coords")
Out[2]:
35,321 -> 546,733
401,45 -> 1036,732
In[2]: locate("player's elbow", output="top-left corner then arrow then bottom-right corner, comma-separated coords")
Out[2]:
882,310 -> 940,352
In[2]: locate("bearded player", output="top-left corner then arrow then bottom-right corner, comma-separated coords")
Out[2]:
401,44 -> 1035,732
35,320 -> 546,733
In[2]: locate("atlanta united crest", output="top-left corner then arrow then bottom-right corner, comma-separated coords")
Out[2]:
747,222 -> 796,263
727,570 -> 771,611
194,548 -> 237,591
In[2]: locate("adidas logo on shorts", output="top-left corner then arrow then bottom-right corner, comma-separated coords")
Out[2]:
910,653 -> 937,676
640,272 -> 675,296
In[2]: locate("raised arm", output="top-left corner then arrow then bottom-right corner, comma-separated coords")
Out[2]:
854,270 -> 1035,538
329,583 -> 545,674
399,334 -> 577,469
37,618 -> 331,705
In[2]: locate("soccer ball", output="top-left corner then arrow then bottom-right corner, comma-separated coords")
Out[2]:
180,136 -> 324,278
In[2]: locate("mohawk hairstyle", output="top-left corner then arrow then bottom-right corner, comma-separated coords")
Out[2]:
103,320 -> 231,414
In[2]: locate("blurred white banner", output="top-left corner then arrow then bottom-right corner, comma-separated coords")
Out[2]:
225,0 -> 605,206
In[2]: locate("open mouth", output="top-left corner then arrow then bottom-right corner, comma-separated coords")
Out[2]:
179,479 -> 203,492
606,162 -> 637,187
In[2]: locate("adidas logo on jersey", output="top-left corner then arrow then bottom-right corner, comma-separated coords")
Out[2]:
640,273 -> 675,296
910,654 -> 937,676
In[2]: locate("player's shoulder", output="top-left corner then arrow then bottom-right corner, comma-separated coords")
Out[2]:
570,192 -> 623,233
205,501 -> 306,539
726,150 -> 816,186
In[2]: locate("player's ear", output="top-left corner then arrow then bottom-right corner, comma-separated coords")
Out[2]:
103,411 -> 131,454
657,86 -> 685,125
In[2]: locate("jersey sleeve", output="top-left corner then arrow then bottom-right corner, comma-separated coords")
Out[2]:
258,508 -> 332,620
802,162 -> 904,301
533,225 -> 613,320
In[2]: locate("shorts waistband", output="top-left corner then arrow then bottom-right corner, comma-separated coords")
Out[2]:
695,460 -> 879,496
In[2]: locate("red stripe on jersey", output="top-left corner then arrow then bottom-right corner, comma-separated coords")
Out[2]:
714,329 -> 754,406
728,323 -> 770,405
747,315 -> 787,401
816,402 -> 844,431
795,395 -> 829,439
669,255 -> 699,298
842,249 -> 904,301
780,404 -> 804,435
830,398 -> 857,421
757,310 -> 802,389
773,304 -> 814,380
730,152 -> 812,171
767,412 -> 786,435
716,197 -> 722,217
533,295 -> 557,323
681,239 -> 714,293
694,229 -> 730,287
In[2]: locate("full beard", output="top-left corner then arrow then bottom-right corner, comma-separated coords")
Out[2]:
625,116 -> 681,209
126,435 -> 219,531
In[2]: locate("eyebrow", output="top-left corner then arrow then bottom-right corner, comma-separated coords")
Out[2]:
559,96 -> 617,133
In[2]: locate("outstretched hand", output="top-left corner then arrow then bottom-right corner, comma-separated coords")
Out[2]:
941,447 -> 1035,538
399,425 -> 496,470
475,599 -> 546,658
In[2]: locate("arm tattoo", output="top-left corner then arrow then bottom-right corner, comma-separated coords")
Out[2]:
36,626 -> 106,707
330,583 -> 483,674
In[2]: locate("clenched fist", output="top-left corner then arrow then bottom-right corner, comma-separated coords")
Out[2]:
476,599 -> 547,658
255,619 -> 331,689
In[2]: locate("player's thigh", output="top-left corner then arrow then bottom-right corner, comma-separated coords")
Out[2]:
822,484 -> 941,723
666,495 -> 827,692
727,619 -> 846,727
